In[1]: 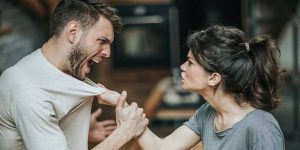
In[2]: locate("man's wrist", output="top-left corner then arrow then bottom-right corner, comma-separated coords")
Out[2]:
115,126 -> 133,142
91,127 -> 132,150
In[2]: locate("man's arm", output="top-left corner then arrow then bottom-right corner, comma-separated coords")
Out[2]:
88,108 -> 117,148
91,125 -> 137,150
92,91 -> 149,150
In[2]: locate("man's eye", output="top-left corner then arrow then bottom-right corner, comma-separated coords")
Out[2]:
99,39 -> 109,45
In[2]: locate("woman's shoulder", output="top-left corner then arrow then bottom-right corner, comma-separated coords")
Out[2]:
191,102 -> 215,120
240,109 -> 283,136
196,102 -> 215,114
245,109 -> 279,125
238,109 -> 285,149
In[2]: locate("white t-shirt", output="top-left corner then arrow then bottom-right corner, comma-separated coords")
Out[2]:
0,49 -> 105,150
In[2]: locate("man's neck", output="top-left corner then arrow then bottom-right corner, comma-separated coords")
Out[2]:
41,37 -> 70,72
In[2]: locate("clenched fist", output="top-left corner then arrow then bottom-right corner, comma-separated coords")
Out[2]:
115,91 -> 149,139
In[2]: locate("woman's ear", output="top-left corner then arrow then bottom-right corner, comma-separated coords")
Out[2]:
65,21 -> 80,43
208,72 -> 221,86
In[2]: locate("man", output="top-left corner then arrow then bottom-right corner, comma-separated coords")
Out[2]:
0,0 -> 148,150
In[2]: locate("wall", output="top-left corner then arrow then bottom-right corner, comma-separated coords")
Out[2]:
89,58 -> 171,119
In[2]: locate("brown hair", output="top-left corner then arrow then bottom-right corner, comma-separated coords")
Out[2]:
50,0 -> 122,37
187,25 -> 282,111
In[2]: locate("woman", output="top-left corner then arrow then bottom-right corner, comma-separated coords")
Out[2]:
138,25 -> 285,150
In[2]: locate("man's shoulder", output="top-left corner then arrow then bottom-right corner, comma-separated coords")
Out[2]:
13,87 -> 51,103
0,66 -> 37,92
0,49 -> 44,89
1,65 -> 51,103
0,66 -> 25,91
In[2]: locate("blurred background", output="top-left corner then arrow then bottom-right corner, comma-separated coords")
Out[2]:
0,0 -> 299,149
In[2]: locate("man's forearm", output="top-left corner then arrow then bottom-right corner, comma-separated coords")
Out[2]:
91,127 -> 131,150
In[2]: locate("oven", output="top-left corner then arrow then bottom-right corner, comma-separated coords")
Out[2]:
112,4 -> 180,68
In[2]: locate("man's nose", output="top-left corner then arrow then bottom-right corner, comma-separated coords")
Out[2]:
101,45 -> 111,57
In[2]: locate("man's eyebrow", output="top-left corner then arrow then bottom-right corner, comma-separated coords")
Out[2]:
99,37 -> 111,43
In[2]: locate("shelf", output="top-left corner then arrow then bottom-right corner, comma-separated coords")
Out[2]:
154,108 -> 197,120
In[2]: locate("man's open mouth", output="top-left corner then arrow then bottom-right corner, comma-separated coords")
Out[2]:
91,58 -> 100,64
88,58 -> 100,67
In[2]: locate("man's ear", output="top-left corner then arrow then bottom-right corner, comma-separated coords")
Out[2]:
208,72 -> 221,86
65,21 -> 81,43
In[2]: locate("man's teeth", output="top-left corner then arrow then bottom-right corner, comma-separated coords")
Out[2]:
91,58 -> 99,63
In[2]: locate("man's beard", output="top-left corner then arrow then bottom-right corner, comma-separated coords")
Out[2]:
68,41 -> 88,81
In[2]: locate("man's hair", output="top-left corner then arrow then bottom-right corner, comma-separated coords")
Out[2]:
50,0 -> 122,37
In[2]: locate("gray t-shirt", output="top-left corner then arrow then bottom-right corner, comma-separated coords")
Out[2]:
184,103 -> 285,150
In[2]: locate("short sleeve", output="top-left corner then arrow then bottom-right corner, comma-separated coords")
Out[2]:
13,88 -> 69,150
183,103 -> 211,137
245,110 -> 285,150
252,132 -> 285,150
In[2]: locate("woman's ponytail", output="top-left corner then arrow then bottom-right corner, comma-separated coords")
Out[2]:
247,35 -> 282,110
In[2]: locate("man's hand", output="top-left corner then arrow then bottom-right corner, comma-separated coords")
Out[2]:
89,108 -> 117,144
90,91 -> 149,150
115,91 -> 149,139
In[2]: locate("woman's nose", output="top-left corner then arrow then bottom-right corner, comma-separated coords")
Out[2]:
180,62 -> 186,71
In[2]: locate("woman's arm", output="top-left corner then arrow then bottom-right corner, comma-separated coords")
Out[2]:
92,91 -> 148,150
138,125 -> 201,150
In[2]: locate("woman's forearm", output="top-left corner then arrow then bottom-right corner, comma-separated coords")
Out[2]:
138,127 -> 164,150
138,125 -> 201,150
